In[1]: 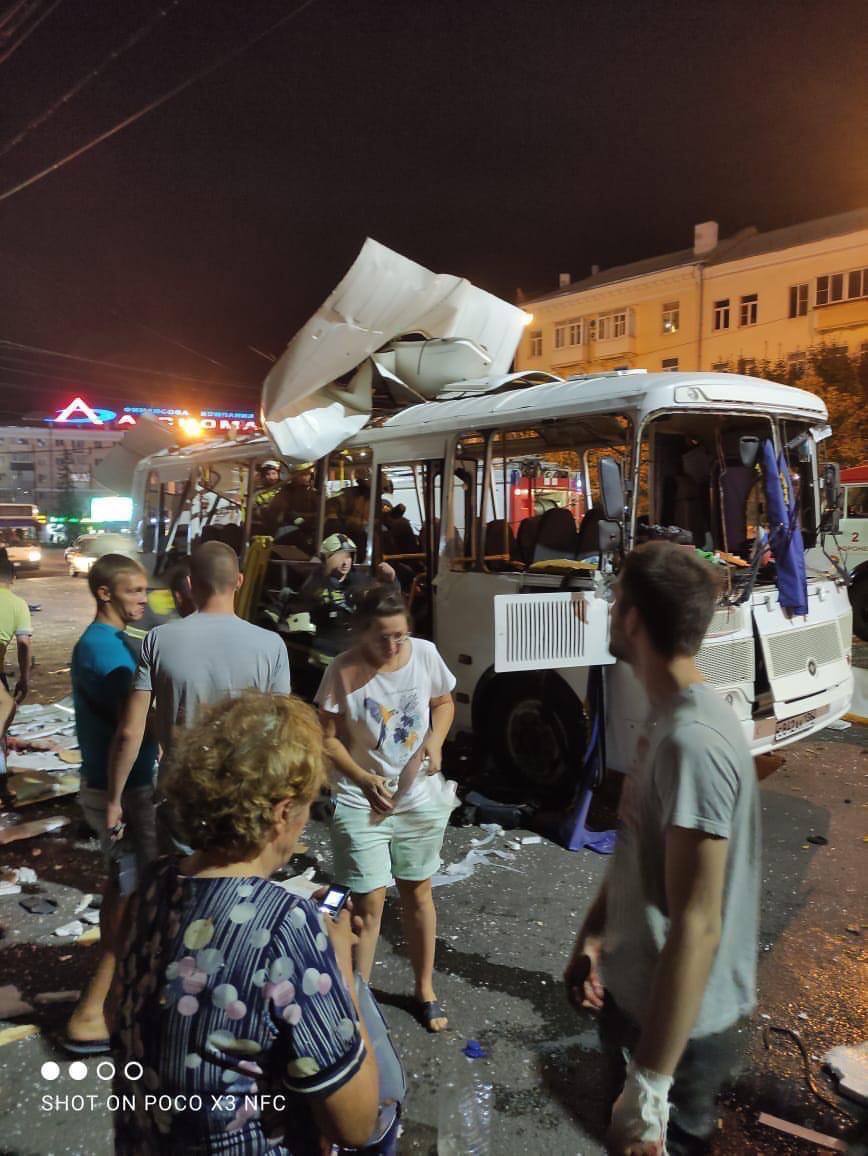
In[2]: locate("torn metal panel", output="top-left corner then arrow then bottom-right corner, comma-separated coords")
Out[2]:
261,238 -> 529,461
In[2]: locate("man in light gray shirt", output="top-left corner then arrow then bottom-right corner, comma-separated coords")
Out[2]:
106,541 -> 290,837
564,542 -> 760,1156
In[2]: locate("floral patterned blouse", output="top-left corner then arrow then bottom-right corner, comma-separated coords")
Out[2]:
113,857 -> 365,1154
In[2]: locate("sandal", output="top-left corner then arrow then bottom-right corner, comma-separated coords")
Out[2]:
416,999 -> 448,1033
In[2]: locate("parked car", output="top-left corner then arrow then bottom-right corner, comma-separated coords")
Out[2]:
65,533 -> 137,577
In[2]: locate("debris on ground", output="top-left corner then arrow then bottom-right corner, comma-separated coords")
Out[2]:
18,896 -> 57,915
34,991 -> 81,1005
0,985 -> 34,1017
53,920 -> 85,938
823,1042 -> 868,1106
0,816 -> 71,845
757,1112 -> 847,1151
806,834 -> 829,845
0,1024 -> 39,1047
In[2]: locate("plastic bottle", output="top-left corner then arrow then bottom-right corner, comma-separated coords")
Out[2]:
437,1039 -> 492,1156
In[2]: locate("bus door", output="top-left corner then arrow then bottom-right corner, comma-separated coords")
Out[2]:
375,460 -> 442,638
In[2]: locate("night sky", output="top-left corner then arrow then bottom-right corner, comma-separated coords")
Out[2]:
1,0 -> 866,419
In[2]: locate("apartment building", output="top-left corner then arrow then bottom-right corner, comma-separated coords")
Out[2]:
0,424 -> 123,510
517,207 -> 868,379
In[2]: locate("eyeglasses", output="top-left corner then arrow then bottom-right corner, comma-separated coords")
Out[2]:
376,632 -> 411,646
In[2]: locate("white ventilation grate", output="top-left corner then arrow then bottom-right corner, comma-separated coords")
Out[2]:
493,591 -> 614,672
766,622 -> 842,679
696,637 -> 755,687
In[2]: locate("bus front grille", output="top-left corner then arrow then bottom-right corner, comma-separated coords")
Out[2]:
765,622 -> 843,679
695,636 -> 755,687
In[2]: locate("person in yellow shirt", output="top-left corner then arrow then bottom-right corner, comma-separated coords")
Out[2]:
0,550 -> 32,703
0,549 -> 32,804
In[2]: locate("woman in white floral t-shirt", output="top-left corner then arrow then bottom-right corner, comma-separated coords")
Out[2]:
316,586 -> 456,1033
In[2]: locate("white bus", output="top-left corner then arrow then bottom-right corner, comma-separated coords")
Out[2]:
130,367 -> 853,797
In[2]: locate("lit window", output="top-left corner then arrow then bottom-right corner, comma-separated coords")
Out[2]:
662,302 -> 679,334
788,283 -> 808,317
661,357 -> 679,372
528,329 -> 542,358
739,293 -> 758,327
713,299 -> 730,330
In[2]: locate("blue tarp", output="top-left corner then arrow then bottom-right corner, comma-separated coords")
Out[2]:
760,439 -> 809,617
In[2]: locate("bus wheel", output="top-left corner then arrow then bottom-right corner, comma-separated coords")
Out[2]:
852,573 -> 868,642
481,675 -> 586,798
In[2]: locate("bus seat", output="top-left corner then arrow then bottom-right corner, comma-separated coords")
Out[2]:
574,507 -> 604,557
515,514 -> 541,565
532,507 -> 579,562
483,519 -> 518,571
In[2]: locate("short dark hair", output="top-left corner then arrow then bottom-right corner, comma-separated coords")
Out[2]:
617,541 -> 723,659
0,548 -> 13,582
189,541 -> 239,596
88,553 -> 145,598
354,584 -> 410,632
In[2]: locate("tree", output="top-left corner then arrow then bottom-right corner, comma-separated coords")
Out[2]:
55,449 -> 87,523
722,345 -> 867,467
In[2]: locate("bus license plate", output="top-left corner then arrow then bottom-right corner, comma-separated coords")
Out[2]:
774,711 -> 816,742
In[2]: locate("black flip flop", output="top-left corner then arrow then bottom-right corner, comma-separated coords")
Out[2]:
58,1035 -> 111,1056
416,1000 -> 448,1033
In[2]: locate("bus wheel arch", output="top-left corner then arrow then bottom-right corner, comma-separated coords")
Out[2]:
473,669 -> 587,798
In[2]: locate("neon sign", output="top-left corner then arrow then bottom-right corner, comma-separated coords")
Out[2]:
47,396 -> 258,432
52,396 -> 117,425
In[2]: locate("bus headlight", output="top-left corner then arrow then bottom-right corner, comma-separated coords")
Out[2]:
28,549 -> 41,562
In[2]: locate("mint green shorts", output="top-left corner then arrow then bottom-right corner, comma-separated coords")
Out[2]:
331,800 -> 450,893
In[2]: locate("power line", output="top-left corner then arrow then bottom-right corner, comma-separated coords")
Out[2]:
0,0 -> 186,160
0,0 -> 321,204
2,249 -> 241,371
0,338 -> 256,388
0,0 -> 63,64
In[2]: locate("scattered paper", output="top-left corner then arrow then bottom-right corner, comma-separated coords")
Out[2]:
54,921 -> 85,938
73,894 -> 95,915
825,719 -> 852,732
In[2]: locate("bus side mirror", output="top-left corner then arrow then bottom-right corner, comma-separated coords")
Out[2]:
598,456 -> 625,523
821,462 -> 842,532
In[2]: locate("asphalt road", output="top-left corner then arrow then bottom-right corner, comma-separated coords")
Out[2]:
0,580 -> 865,1155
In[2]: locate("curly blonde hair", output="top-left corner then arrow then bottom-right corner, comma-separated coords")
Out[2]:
162,692 -> 325,857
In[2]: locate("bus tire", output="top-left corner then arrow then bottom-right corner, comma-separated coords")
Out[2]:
480,673 -> 586,799
852,573 -> 868,642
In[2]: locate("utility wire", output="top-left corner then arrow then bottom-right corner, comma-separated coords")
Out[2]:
0,0 -> 186,160
0,338 -> 256,388
0,0 -> 63,64
3,248 -> 239,371
0,0 -> 320,204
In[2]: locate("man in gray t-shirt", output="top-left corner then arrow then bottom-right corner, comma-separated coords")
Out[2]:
106,542 -> 290,834
564,543 -> 760,1156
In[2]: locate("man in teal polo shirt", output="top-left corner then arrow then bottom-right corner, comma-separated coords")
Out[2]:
64,553 -> 158,1054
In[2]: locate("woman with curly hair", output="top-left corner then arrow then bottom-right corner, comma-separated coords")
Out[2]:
315,586 -> 456,1034
111,691 -> 379,1155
